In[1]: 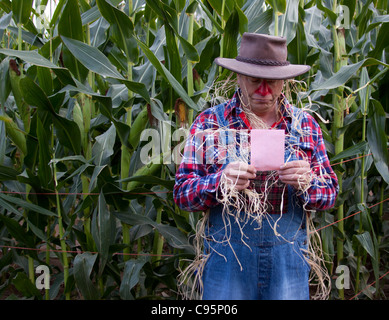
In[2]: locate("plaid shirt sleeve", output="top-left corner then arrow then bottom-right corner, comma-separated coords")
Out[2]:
173,110 -> 223,212
296,114 -> 339,211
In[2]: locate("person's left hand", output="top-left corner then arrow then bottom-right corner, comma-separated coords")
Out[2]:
278,160 -> 312,191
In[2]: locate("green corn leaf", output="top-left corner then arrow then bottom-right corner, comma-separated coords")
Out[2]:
222,8 -> 240,60
0,57 -> 11,107
316,0 -> 337,25
186,1 -> 198,14
330,141 -> 369,163
119,256 -> 149,300
12,272 -> 42,300
266,0 -> 286,14
154,223 -> 194,253
367,100 -> 389,184
81,6 -> 101,26
19,76 -> 54,113
359,67 -> 370,116
91,192 -> 116,275
113,209 -> 154,226
36,66 -> 53,96
0,12 -> 12,39
121,80 -> 151,103
92,124 -> 116,166
353,231 -> 377,261
126,163 -> 162,191
96,0 -> 138,63
52,115 -> 82,154
177,35 -> 200,63
278,0 -> 299,43
0,164 -> 19,181
72,101 -> 85,145
12,0 -> 33,25
0,193 -> 57,217
194,0 -> 223,33
164,25 -> 182,82
49,0 -> 67,28
114,209 -> 193,252
246,1 -> 272,34
57,0 -> 88,82
36,116 -> 52,187
61,36 -> 125,80
207,0 -> 236,21
20,76 -> 81,154
73,252 -> 100,300
119,175 -> 175,190
0,214 -> 35,247
145,0 -> 178,31
59,80 -> 113,118
136,38 -> 200,111
0,48 -> 59,70
368,22 -> 389,60
0,48 -> 75,86
7,26 -> 45,48
309,58 -> 389,93
57,0 -> 83,41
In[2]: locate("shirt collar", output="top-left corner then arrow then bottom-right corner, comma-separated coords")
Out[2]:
223,90 -> 241,119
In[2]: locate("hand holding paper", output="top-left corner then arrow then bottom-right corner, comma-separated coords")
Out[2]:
251,129 -> 285,171
278,160 -> 312,190
223,161 -> 257,191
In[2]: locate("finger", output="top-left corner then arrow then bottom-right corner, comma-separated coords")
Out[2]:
227,168 -> 256,179
235,180 -> 251,190
280,160 -> 309,170
231,162 -> 257,174
279,161 -> 310,174
279,170 -> 310,180
226,176 -> 251,185
246,164 -> 257,175
279,167 -> 310,176
279,174 -> 305,183
226,163 -> 256,178
279,173 -> 311,189
224,176 -> 251,190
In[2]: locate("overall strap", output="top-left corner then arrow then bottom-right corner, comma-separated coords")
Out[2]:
214,103 -> 229,128
285,105 -> 304,162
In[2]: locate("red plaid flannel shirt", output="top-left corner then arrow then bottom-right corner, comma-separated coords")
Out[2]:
173,92 -> 338,213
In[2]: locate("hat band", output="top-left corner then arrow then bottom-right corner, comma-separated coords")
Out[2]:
236,56 -> 290,67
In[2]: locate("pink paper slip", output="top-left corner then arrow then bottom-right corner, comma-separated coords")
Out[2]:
251,129 -> 285,171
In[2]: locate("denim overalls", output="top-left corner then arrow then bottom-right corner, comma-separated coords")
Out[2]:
201,103 -> 310,300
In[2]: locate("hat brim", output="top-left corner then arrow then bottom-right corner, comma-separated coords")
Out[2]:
214,57 -> 311,80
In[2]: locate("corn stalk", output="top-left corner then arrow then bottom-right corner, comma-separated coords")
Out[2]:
331,24 -> 348,299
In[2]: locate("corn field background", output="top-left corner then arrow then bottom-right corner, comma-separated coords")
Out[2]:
0,0 -> 388,300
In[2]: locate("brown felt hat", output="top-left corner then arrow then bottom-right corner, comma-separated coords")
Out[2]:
214,33 -> 310,80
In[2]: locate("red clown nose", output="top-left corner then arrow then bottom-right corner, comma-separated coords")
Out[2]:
255,80 -> 272,96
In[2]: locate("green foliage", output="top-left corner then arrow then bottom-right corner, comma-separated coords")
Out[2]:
0,0 -> 388,300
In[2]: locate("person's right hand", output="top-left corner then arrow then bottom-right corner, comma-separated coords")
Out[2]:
222,161 -> 257,191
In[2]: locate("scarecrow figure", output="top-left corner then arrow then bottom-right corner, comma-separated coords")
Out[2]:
174,33 -> 339,300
